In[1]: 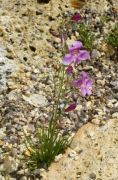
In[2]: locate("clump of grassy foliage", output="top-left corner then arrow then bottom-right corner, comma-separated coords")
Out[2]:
106,23 -> 118,49
25,124 -> 71,170
77,23 -> 94,51
25,66 -> 71,170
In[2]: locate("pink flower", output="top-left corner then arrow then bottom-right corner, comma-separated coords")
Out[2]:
71,13 -> 81,22
72,72 -> 92,96
62,41 -> 90,65
65,103 -> 77,112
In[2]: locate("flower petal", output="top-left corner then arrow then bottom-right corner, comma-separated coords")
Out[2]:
81,71 -> 89,78
62,54 -> 73,65
78,50 -> 90,61
65,103 -> 77,112
72,72 -> 92,96
80,87 -> 87,96
66,65 -> 73,75
68,41 -> 83,52
86,79 -> 92,86
74,56 -> 81,65
87,88 -> 92,95
86,81 -> 92,95
71,13 -> 81,22
72,79 -> 82,87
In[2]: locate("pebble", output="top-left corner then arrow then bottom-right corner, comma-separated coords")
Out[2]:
0,129 -> 6,139
89,173 -> 96,179
20,177 -> 27,180
86,130 -> 96,139
0,175 -> 5,180
91,49 -> 101,59
68,150 -> 77,158
55,154 -> 63,162
34,168 -> 41,175
91,119 -> 100,125
33,68 -> 39,74
22,94 -> 48,107
7,81 -> 18,89
17,169 -> 25,175
2,155 -> 18,173
112,112 -> 118,118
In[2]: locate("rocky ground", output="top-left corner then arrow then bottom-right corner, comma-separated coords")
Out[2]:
43,118 -> 118,180
0,0 -> 118,179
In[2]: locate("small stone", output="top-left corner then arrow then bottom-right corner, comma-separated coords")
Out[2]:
0,128 -> 6,139
33,68 -> 39,74
0,140 -> 4,146
112,112 -> 118,118
20,176 -> 27,180
86,101 -> 92,109
91,49 -> 101,59
74,156 -> 79,161
86,130 -> 95,139
84,160 -> 90,168
74,147 -> 83,154
22,94 -> 48,107
114,102 -> 118,107
19,144 -> 26,153
7,82 -> 18,90
30,74 -> 37,81
34,168 -> 41,175
6,52 -> 16,59
100,120 -> 106,126
25,72 -> 31,78
3,155 -> 18,173
68,150 -> 77,158
107,101 -> 113,108
89,173 -> 96,179
55,154 -> 63,162
0,26 -> 4,37
0,175 -> 5,180
17,169 -> 25,175
39,168 -> 47,179
91,119 -> 100,125
24,149 -> 30,157
76,104 -> 83,111
11,148 -> 18,156
7,90 -> 19,101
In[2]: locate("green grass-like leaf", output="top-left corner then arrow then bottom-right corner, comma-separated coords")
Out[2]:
78,23 -> 94,50
106,23 -> 118,49
25,125 -> 71,170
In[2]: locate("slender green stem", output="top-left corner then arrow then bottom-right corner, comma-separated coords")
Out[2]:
48,65 -> 65,138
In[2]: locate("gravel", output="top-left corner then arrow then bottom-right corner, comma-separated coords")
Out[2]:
0,0 -> 117,179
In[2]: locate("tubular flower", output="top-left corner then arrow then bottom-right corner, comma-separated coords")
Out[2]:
65,103 -> 77,112
72,71 -> 92,96
71,12 -> 81,22
62,41 -> 90,65
65,65 -> 73,75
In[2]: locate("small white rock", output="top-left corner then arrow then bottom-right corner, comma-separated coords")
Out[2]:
22,94 -> 48,107
68,150 -> 77,158
112,113 -> 118,118
55,154 -> 63,162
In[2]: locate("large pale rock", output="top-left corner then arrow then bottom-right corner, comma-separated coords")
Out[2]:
43,118 -> 118,180
0,47 -> 17,92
